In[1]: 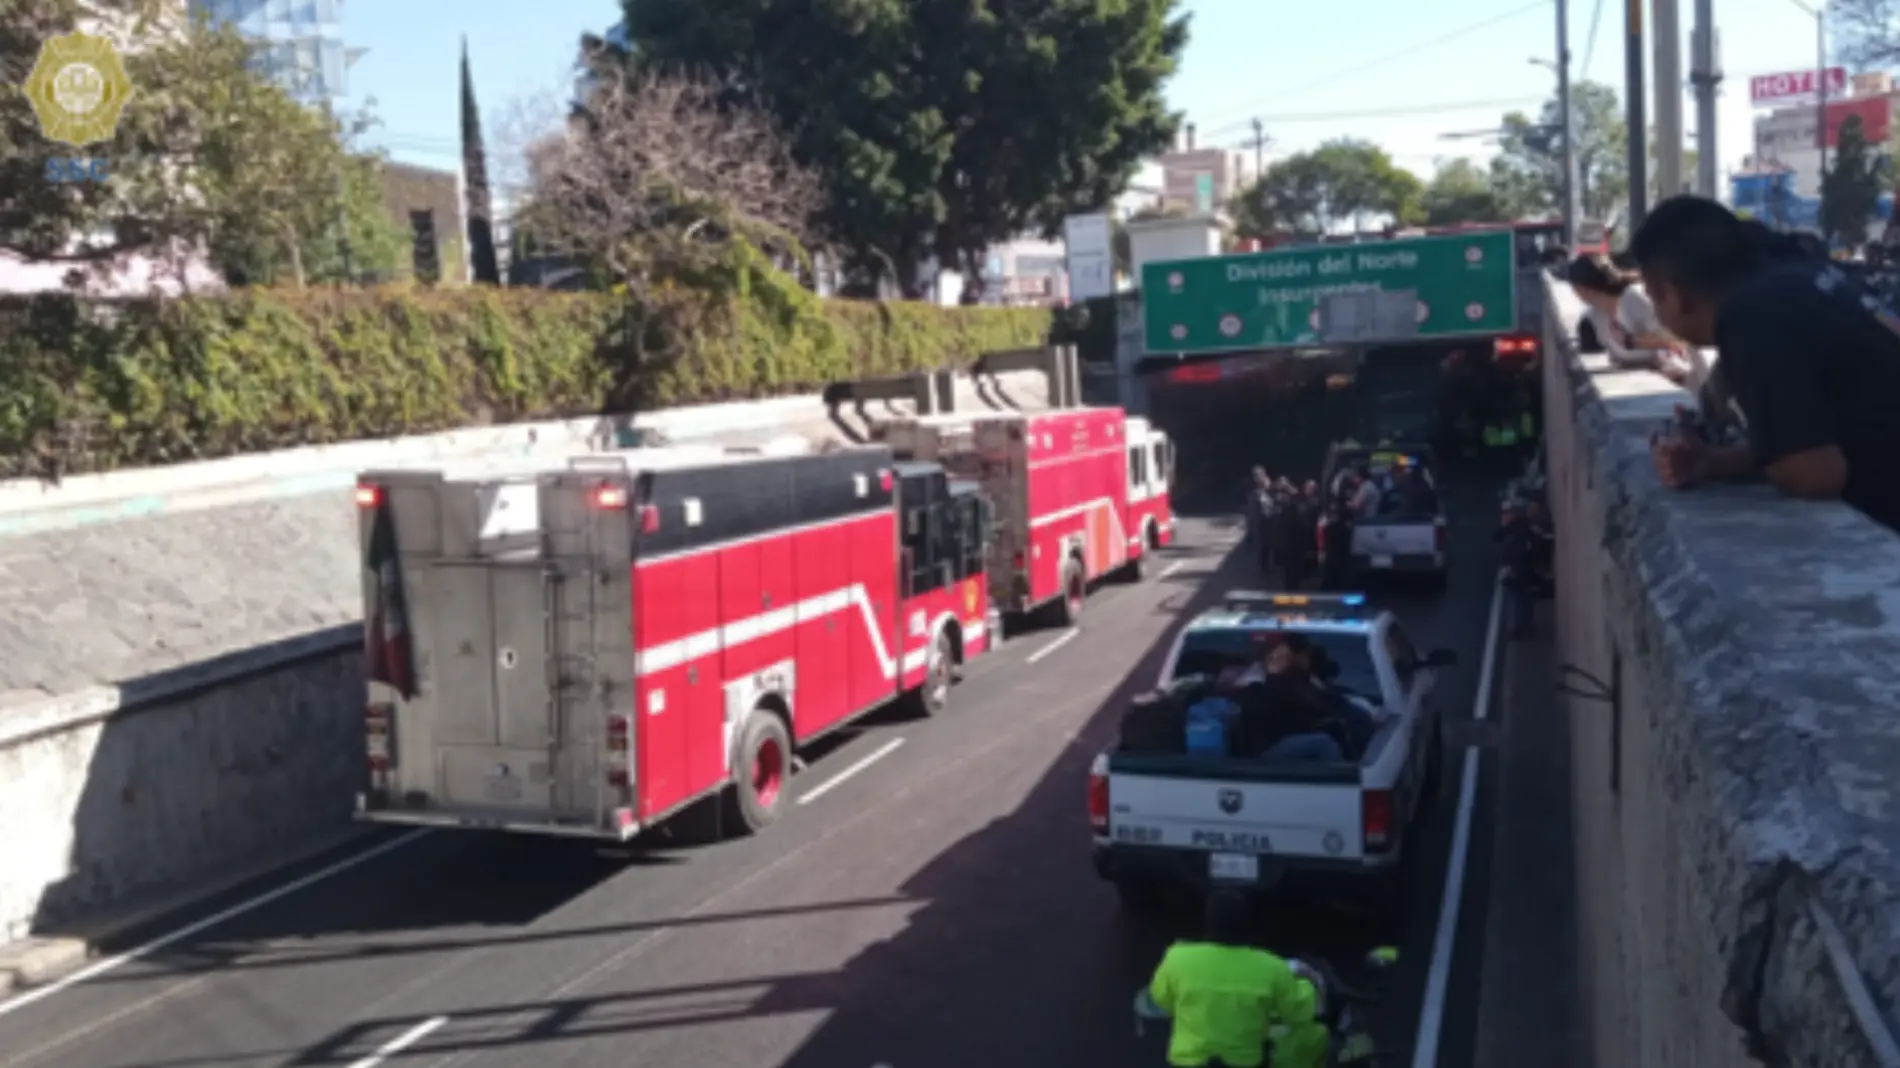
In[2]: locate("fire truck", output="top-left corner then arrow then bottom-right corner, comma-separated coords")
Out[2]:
352,444 -> 991,842
827,349 -> 1174,627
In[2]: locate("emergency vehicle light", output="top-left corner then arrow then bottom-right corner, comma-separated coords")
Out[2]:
592,484 -> 628,509
1223,591 -> 1366,610
355,484 -> 382,508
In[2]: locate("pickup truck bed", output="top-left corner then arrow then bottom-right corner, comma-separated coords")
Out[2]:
1094,721 -> 1405,900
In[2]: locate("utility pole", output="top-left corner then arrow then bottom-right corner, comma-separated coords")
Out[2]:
1248,118 -> 1270,179
1815,6 -> 1829,178
1626,0 -> 1650,228
1690,2 -> 1720,196
1653,0 -> 1684,200
1556,0 -> 1581,242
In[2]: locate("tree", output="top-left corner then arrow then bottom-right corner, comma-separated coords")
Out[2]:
1835,0 -> 1900,68
1490,80 -> 1627,221
1822,114 -> 1884,247
1232,139 -> 1420,237
1421,158 -> 1504,225
2,0 -> 402,286
616,0 -> 1188,300
460,38 -> 500,284
513,66 -> 820,295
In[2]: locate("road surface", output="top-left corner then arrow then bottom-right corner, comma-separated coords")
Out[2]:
0,503 -> 1506,1068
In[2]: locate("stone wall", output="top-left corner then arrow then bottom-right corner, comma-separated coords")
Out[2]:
1541,278 -> 1900,1067
0,365 -> 1057,942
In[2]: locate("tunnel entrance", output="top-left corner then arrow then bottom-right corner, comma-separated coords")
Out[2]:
1143,340 -> 1539,511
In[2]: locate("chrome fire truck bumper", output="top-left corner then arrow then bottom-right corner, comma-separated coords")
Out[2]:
355,794 -> 641,841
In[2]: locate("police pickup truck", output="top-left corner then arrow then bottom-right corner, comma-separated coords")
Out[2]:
1089,592 -> 1455,915
1318,442 -> 1448,590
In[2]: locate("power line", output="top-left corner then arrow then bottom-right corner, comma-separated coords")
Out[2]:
1194,0 -> 1554,137
1580,0 -> 1606,78
1215,94 -> 1543,130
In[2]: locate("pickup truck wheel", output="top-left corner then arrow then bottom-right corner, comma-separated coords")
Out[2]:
726,712 -> 792,834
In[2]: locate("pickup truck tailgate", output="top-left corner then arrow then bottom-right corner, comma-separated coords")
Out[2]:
1108,773 -> 1365,860
1352,520 -> 1437,558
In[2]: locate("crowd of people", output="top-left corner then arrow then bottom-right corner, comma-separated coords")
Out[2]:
1571,195 -> 1900,535
1247,456 -> 1441,591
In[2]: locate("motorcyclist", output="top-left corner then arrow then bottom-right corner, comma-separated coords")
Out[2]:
1145,889 -> 1329,1068
1494,499 -> 1541,637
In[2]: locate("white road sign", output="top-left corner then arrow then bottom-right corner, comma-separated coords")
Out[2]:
1063,213 -> 1115,302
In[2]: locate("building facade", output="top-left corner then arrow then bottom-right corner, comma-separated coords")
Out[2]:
189,0 -> 358,103
1749,71 -> 1894,198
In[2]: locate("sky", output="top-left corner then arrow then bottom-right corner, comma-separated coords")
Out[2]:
341,0 -> 1851,192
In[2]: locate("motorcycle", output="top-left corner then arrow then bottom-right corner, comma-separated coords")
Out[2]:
1132,947 -> 1399,1066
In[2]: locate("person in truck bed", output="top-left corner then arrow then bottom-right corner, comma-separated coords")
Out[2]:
1225,636 -> 1344,764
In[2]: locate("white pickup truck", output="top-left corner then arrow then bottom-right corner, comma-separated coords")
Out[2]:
1089,592 -> 1455,916
1317,443 -> 1448,590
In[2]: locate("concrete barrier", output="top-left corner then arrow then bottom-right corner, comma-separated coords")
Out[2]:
1541,277 -> 1900,1067
0,364 -> 1058,952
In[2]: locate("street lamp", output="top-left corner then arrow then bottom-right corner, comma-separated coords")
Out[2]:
1785,0 -> 1830,177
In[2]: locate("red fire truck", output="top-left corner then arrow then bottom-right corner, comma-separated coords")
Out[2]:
835,366 -> 1175,627
352,444 -> 991,842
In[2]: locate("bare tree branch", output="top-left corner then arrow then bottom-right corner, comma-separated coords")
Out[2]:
514,68 -> 822,290
1835,0 -> 1900,69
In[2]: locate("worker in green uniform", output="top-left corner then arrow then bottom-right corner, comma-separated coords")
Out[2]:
1144,890 -> 1328,1068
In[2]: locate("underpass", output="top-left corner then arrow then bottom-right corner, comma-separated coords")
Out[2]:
0,507 -> 1509,1068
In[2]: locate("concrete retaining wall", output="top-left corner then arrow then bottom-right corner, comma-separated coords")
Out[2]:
0,366 -> 1055,943
1541,278 -> 1900,1067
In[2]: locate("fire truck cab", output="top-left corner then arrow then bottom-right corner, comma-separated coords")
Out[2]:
882,405 -> 1172,628
353,444 -> 991,842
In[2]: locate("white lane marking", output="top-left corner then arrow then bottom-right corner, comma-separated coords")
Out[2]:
1411,566 -> 1505,1068
1157,560 -> 1185,579
1025,629 -> 1078,664
796,738 -> 906,805
346,1015 -> 447,1068
1472,570 -> 1505,723
0,828 -> 432,1019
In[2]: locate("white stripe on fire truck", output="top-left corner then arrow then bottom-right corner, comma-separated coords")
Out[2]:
634,586 -> 980,680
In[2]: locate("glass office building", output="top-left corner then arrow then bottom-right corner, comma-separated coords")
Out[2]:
189,0 -> 354,103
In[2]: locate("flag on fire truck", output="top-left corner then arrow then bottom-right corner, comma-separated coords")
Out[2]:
365,501 -> 417,698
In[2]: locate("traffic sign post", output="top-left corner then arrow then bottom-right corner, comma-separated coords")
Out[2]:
1139,231 -> 1516,356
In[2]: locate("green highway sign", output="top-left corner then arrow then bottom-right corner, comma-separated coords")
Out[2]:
1140,231 -> 1518,354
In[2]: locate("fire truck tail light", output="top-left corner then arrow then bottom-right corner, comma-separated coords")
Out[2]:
637,504 -> 660,533
605,714 -> 633,788
355,484 -> 382,508
365,703 -> 394,773
1362,789 -> 1393,852
879,469 -> 894,492
592,484 -> 628,509
1087,755 -> 1110,832
1012,551 -> 1027,571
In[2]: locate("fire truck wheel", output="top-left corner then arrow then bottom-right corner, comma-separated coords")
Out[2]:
1051,560 -> 1086,626
914,631 -> 954,716
728,712 -> 792,833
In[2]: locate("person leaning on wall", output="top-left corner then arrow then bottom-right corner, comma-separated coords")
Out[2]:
1631,195 -> 1900,534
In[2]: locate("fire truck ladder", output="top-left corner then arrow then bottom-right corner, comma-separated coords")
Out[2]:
966,344 -> 1080,409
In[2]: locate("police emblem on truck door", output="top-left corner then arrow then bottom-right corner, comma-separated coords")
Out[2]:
1218,788 -> 1243,814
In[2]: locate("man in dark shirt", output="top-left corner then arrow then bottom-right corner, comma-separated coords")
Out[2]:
1630,195 -> 1900,532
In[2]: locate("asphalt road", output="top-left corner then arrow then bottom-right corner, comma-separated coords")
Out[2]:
0,503 -> 1505,1068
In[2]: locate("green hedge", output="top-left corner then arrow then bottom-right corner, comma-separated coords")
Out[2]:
0,272 -> 1051,479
